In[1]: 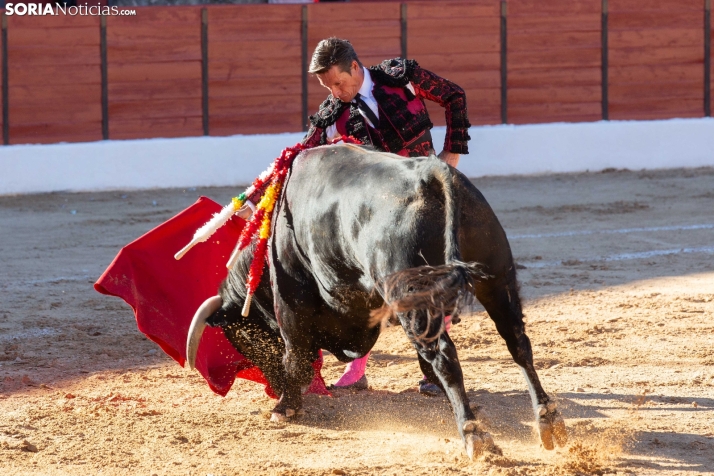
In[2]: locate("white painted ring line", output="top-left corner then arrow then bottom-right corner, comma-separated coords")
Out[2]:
4,224 -> 711,285
511,222 -> 714,268
521,246 -> 714,269
509,223 -> 714,240
0,327 -> 59,343
0,274 -> 92,290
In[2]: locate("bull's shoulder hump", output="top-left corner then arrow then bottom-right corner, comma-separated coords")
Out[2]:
298,143 -> 372,160
305,143 -> 368,154
294,145 -> 428,175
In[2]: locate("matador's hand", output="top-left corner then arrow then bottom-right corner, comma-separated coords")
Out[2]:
236,202 -> 254,220
438,150 -> 460,168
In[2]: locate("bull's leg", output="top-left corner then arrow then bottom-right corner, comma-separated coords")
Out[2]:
269,303 -> 318,422
476,274 -> 567,450
219,319 -> 289,399
416,352 -> 444,391
270,338 -> 316,422
402,313 -> 495,460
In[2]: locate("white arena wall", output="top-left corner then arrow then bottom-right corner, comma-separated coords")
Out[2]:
1,117 -> 713,196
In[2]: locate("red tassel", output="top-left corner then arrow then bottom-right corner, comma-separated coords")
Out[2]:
237,208 -> 265,251
240,136 -> 361,311
246,237 -> 268,295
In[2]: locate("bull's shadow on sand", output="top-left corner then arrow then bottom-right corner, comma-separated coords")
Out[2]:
293,387 -> 542,438
620,430 -> 713,473
2,169 -> 713,472
293,387 -> 713,472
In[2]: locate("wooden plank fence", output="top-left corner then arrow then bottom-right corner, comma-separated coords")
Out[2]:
107,7 -> 203,140
507,0 -> 602,124
7,14 -> 102,144
408,1 -> 502,126
306,2 -> 402,120
704,0 -> 714,117
609,0 -> 706,120
208,5 -> 303,136
0,0 -> 712,145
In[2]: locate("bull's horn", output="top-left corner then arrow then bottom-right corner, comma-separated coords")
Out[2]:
186,295 -> 223,370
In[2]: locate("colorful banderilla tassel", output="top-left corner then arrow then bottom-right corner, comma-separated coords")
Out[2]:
176,135 -> 362,317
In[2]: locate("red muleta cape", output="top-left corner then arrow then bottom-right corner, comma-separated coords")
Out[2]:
94,196 -> 329,398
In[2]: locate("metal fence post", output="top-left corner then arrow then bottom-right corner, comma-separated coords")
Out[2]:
602,0 -> 609,120
301,5 -> 309,131
400,3 -> 407,59
2,13 -> 8,145
500,0 -> 507,124
201,8 -> 209,136
101,15 -> 109,140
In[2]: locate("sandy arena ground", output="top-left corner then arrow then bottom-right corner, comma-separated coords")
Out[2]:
1,166 -> 713,475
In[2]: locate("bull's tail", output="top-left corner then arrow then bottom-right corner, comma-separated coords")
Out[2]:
435,158 -> 460,268
371,261 -> 490,343
370,161 -> 490,343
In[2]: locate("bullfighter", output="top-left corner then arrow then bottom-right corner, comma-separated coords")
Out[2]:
302,37 -> 472,394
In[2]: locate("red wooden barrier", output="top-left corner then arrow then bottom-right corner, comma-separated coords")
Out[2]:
707,0 -> 714,115
306,2 -> 401,118
0,1 -> 712,145
507,0 -> 602,124
107,7 -> 202,140
7,15 -> 102,144
408,1 -> 501,126
208,5 -> 303,136
609,0 -> 705,120
1,15 -> 4,142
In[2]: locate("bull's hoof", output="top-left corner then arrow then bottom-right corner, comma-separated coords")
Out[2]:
552,413 -> 568,447
270,412 -> 286,423
269,408 -> 305,423
536,403 -> 568,450
465,433 -> 484,460
462,420 -> 499,460
538,420 -> 555,451
469,404 -> 491,429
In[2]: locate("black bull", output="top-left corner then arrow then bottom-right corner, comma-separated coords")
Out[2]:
187,144 -> 567,458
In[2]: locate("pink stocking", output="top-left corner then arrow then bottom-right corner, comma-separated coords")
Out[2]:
334,351 -> 370,386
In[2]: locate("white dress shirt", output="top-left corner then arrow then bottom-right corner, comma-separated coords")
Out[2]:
324,67 -> 418,141
326,67 -> 379,140
354,67 -> 379,127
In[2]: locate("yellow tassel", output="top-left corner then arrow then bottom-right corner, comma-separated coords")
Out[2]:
256,181 -> 281,213
259,213 -> 272,240
231,196 -> 245,211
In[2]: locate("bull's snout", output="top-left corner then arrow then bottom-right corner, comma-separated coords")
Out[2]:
186,295 -> 223,370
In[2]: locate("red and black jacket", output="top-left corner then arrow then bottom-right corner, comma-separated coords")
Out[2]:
302,58 -> 471,157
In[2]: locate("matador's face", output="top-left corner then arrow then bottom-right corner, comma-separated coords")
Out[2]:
316,61 -> 364,104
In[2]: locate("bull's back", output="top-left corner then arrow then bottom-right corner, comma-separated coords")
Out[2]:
287,146 -> 448,281
285,145 -> 512,284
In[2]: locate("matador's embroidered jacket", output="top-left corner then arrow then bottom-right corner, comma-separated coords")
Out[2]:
302,58 -> 471,157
